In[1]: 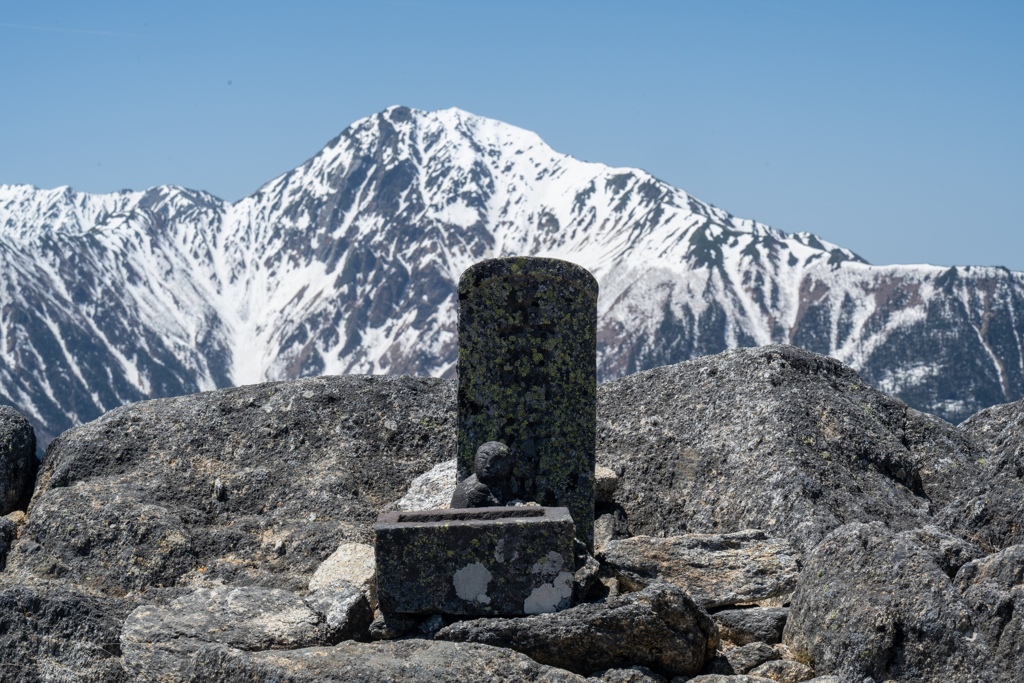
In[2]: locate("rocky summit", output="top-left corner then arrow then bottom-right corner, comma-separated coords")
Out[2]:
0,344 -> 1021,682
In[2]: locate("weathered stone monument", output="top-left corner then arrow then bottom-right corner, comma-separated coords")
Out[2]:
454,257 -> 598,550
375,256 -> 598,616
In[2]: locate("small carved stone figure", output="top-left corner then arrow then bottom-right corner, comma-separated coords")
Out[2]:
450,441 -> 511,508
474,441 -> 512,485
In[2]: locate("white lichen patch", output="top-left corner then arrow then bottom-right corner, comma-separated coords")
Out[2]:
530,550 -> 566,580
453,562 -> 492,604
523,571 -> 574,614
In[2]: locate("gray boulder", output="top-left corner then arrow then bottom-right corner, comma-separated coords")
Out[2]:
185,639 -> 589,682
435,583 -> 719,677
0,516 -> 15,570
10,375 -> 454,593
595,346 -> 1008,554
954,396 -> 1024,549
120,585 -> 344,682
304,584 -> 374,641
0,578 -> 132,682
747,659 -> 815,682
954,544 -> 1024,682
685,676 -> 774,682
0,405 -> 37,515
701,642 -> 777,676
590,665 -> 667,682
896,524 -> 985,578
784,522 -> 988,682
598,531 -> 800,609
713,608 -> 789,645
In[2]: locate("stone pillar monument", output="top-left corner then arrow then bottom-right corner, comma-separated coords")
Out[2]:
456,256 -> 598,550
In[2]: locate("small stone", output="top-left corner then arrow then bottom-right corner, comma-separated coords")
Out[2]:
595,465 -> 620,502
213,478 -> 225,501
304,584 -> 374,642
594,509 -> 630,550
3,510 -> 25,524
308,542 -> 376,607
748,659 -> 815,682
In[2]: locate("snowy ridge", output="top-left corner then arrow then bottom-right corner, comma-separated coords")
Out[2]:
1,105 -> 1022,448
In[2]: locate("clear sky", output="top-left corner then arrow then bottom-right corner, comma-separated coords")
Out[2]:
2,1 -> 1021,271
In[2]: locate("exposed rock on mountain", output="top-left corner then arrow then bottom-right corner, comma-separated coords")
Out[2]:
121,584 -> 372,682
595,344 -> 1015,554
11,374 -> 455,592
0,406 -> 37,513
953,544 -> 1024,682
185,639 -> 590,682
0,578 -> 132,682
0,346 -> 1021,680
784,522 -> 988,682
598,531 -> 800,609
1,107 -> 1022,450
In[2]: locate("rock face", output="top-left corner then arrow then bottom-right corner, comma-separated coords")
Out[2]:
435,583 -> 719,677
8,375 -> 454,594
954,544 -> 1024,682
0,406 -> 37,515
121,585 -> 344,682
598,531 -> 800,609
954,396 -> 1024,549
186,639 -> 589,682
1,346 -> 1022,680
0,579 -> 132,682
596,345 -> 1020,554
784,522 -> 987,682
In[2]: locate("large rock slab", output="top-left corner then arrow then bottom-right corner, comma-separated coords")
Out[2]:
10,375 -> 454,593
0,405 -> 37,515
121,585 -> 352,682
598,531 -> 800,609
185,639 -> 589,682
954,544 -> 1024,682
435,583 -> 718,677
954,396 -> 1024,549
0,578 -> 132,682
784,522 -> 989,682
596,345 -> 1015,554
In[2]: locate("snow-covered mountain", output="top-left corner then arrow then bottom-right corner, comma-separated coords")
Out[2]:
2,105 -> 1023,450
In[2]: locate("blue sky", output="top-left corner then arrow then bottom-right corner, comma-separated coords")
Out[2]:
2,1 -> 1021,271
